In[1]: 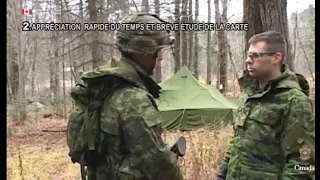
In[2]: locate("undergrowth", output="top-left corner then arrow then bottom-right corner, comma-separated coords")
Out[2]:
7,126 -> 233,180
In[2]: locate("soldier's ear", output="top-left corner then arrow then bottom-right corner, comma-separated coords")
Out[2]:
271,52 -> 282,65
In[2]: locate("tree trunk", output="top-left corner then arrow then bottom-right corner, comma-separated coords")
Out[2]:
216,0 -> 228,94
181,0 -> 188,67
9,52 -> 19,98
153,0 -> 161,83
47,2 -> 55,99
64,0 -> 80,84
206,0 -> 212,84
61,1 -> 67,118
7,13 -> 19,99
68,43 -> 77,85
88,0 -> 102,69
31,38 -> 37,97
141,0 -> 149,12
20,47 -> 26,99
49,49 -> 55,99
16,0 -> 27,120
99,0 -> 105,63
174,0 -> 181,73
54,44 -> 60,100
30,8 -> 40,97
53,0 -> 61,106
188,0 -> 193,71
293,12 -> 298,65
18,0 -> 25,100
243,0 -> 264,58
194,0 -> 199,78
243,0 -> 294,71
105,0 -> 114,59
79,0 -> 86,72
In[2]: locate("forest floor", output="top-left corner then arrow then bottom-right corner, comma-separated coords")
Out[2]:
7,113 -> 233,180
7,115 -> 81,180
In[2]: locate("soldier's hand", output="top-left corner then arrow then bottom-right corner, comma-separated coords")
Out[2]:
215,172 -> 226,180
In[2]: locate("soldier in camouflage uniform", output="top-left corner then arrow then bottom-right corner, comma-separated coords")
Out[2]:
216,31 -> 315,180
86,13 -> 183,179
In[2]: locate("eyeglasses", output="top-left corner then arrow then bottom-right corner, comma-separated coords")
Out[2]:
247,51 -> 277,60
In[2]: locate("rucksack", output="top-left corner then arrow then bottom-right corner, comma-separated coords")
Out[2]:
67,75 -> 128,169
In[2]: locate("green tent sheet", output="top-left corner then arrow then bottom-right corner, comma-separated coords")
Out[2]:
156,66 -> 239,130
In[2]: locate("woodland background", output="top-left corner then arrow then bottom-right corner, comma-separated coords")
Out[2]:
7,0 -> 315,179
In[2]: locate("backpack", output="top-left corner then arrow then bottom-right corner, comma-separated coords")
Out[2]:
67,75 -> 128,170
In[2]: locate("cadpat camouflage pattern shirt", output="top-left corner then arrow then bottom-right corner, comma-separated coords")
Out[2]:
219,64 -> 315,180
86,57 -> 183,180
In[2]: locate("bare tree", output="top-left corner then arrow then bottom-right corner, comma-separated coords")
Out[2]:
88,0 -> 102,69
7,0 -> 27,120
296,28 -> 315,85
142,0 -> 150,12
174,0 -> 181,72
61,1 -> 67,118
188,0 -> 194,71
30,9 -> 39,97
243,0 -> 295,72
292,12 -> 298,65
193,0 -> 199,78
18,0 -> 25,100
215,0 -> 228,94
206,0 -> 212,84
181,0 -> 188,67
79,0 -> 86,72
153,0 -> 161,83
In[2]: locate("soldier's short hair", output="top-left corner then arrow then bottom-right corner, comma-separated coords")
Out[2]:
249,31 -> 287,61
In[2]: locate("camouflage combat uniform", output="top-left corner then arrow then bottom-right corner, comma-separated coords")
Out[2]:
217,64 -> 315,180
86,13 -> 182,180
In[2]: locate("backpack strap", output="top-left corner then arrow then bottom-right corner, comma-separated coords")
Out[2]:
84,77 -> 122,152
83,109 -> 96,151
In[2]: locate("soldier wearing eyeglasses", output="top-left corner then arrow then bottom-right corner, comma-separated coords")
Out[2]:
216,31 -> 315,180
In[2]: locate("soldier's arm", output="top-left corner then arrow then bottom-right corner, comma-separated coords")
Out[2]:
216,105 -> 241,180
281,95 -> 315,180
216,139 -> 233,180
117,88 -> 182,180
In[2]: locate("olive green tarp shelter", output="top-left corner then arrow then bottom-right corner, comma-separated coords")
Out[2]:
155,66 -> 239,130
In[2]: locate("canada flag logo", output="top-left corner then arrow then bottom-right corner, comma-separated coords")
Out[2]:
21,9 -> 32,15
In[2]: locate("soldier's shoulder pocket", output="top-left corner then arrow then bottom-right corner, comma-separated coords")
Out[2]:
284,124 -> 315,153
234,106 -> 250,127
142,109 -> 162,128
141,95 -> 162,128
